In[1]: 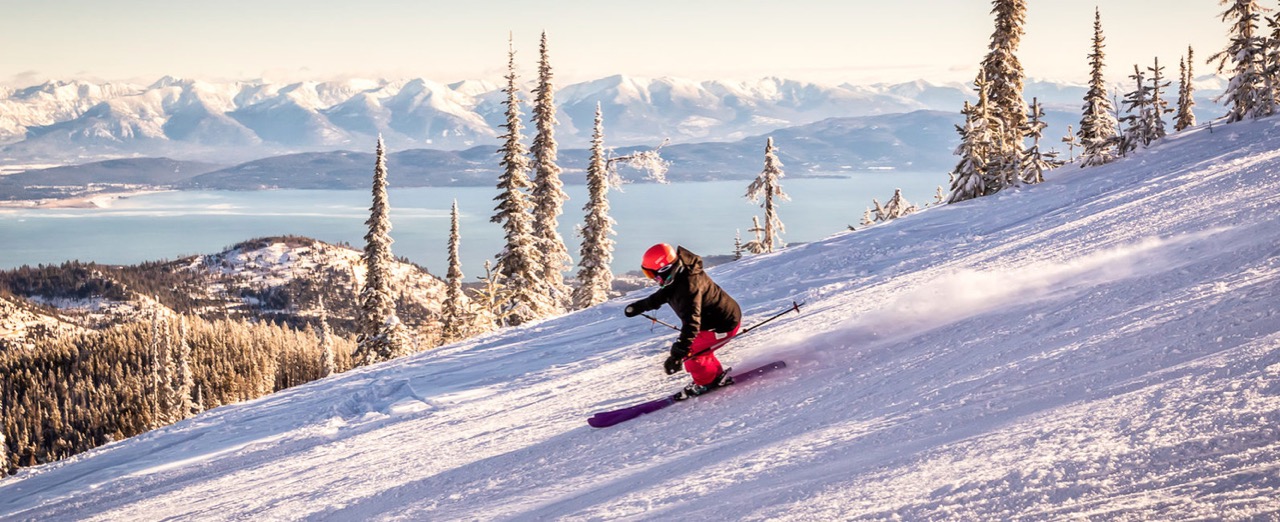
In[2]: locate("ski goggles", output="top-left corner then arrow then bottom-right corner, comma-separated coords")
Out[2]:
642,262 -> 678,286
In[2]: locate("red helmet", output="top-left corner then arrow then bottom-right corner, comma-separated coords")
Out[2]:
641,243 -> 680,286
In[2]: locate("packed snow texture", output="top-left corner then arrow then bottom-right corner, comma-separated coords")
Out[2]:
2,117 -> 1279,520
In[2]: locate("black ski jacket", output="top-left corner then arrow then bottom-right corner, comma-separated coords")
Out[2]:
629,246 -> 742,353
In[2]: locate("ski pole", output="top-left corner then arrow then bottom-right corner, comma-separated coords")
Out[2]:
641,313 -> 680,331
684,300 -> 803,360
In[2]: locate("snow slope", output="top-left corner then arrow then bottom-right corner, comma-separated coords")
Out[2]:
3,117 -> 1280,520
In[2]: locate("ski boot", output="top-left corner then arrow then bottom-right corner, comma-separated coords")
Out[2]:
671,368 -> 733,401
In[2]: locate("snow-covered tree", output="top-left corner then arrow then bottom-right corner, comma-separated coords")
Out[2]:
606,140 -> 671,185
878,189 -> 918,222
1211,0 -> 1272,122
860,207 -> 876,228
491,36 -> 555,326
948,73 -> 999,204
316,296 -> 336,378
744,137 -> 789,253
174,316 -> 195,418
442,200 -> 469,343
572,104 -> 616,310
742,216 -> 769,254
1176,47 -> 1198,131
474,260 -> 515,328
1079,8 -> 1120,167
1149,58 -> 1173,141
733,230 -> 744,260
1061,124 -> 1080,162
528,31 -> 572,311
980,0 -> 1029,192
1119,64 -> 1153,156
148,307 -> 172,428
1021,98 -> 1063,184
353,136 -> 410,366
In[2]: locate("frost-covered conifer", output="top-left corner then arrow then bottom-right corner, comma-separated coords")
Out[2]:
745,137 -> 788,253
879,189 -> 918,221
948,74 -> 998,204
1079,8 -> 1120,167
529,31 -> 572,311
1061,125 -> 1080,162
148,308 -> 172,428
572,104 -> 616,309
442,200 -> 469,343
354,136 -> 410,366
1149,58 -> 1173,141
1021,98 -> 1063,184
860,208 -> 876,228
492,36 -> 555,326
317,296 -> 336,378
1211,0 -> 1271,122
980,0 -> 1029,192
743,216 -> 769,254
174,316 -> 195,418
1119,64 -> 1150,156
1020,98 -> 1062,184
1176,47 -> 1198,131
733,230 -> 744,260
475,260 -> 514,328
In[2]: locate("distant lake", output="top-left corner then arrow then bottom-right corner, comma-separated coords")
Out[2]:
0,173 -> 944,277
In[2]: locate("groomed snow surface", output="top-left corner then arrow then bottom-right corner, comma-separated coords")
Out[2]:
3,117 -> 1280,520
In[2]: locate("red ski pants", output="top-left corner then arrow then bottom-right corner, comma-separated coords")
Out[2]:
683,324 -> 741,386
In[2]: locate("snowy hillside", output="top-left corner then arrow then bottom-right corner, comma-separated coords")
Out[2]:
2,115 -> 1278,520
0,237 -> 455,347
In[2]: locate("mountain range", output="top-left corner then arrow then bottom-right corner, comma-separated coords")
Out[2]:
0,75 -> 1227,168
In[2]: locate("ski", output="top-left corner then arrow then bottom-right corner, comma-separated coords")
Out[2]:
587,360 -> 787,428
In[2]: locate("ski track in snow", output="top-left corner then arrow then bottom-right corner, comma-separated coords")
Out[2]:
3,119 -> 1280,520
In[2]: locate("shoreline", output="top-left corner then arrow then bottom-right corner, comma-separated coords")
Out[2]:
0,190 -> 173,210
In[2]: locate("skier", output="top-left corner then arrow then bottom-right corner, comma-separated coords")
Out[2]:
624,243 -> 742,399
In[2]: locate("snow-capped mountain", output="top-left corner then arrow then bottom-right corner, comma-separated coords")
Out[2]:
1,104 -> 1276,518
6,75 -> 1218,165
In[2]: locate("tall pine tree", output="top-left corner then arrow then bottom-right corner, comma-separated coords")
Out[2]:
1176,46 -> 1198,131
1078,8 -> 1120,168
353,136 -> 410,366
316,296 -> 336,378
528,31 -> 572,311
1149,57 -> 1173,141
492,35 -> 555,326
441,200 -> 469,344
1210,0 -> 1271,122
980,0 -> 1029,193
572,104 -> 616,310
745,137 -> 788,253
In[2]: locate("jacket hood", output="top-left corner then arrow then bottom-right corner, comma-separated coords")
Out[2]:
675,246 -> 704,275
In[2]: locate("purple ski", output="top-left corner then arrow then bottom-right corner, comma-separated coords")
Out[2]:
587,360 -> 787,428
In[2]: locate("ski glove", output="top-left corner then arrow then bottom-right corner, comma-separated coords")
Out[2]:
624,303 -> 641,317
663,353 -> 684,375
664,343 -> 689,374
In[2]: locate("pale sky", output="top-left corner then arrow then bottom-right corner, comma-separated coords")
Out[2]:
0,0 -> 1229,88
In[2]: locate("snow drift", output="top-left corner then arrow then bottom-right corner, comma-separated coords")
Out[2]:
1,115 -> 1278,520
